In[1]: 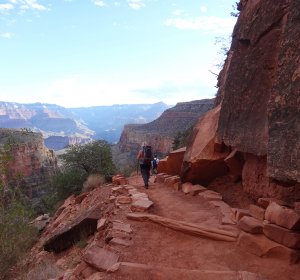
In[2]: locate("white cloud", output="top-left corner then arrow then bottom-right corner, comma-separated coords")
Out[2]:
0,32 -> 13,39
91,0 -> 106,7
164,16 -> 236,34
200,5 -> 207,13
172,9 -> 184,16
0,3 -> 14,10
3,0 -> 47,12
20,0 -> 47,11
128,0 -> 145,10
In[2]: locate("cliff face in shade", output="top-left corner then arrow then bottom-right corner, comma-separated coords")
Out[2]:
213,0 -> 300,200
0,128 -> 58,193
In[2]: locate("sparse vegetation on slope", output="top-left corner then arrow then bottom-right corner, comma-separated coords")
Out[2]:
41,140 -> 116,212
0,140 -> 38,280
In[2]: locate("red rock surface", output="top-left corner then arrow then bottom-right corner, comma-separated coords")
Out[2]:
83,245 -> 119,272
181,106 -> 229,185
16,176 -> 300,280
214,0 -> 300,202
0,128 -> 57,192
158,147 -> 186,176
265,202 -> 300,230
263,223 -> 300,249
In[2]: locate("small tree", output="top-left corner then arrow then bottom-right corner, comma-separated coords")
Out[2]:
61,140 -> 116,176
41,140 -> 116,212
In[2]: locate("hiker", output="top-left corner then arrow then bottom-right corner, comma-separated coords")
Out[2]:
137,142 -> 152,188
152,154 -> 159,175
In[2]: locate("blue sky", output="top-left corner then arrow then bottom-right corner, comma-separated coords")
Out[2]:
0,0 -> 237,107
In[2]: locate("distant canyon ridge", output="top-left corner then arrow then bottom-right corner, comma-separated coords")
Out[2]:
0,100 -> 214,153
0,101 -> 171,150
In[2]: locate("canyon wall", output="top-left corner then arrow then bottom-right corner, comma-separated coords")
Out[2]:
0,128 -> 58,195
117,99 -> 214,156
217,0 -> 299,201
181,0 -> 300,203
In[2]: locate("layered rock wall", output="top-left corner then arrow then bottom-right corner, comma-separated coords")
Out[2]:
117,99 -> 214,156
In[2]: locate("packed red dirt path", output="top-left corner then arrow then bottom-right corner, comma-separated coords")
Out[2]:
105,175 -> 299,280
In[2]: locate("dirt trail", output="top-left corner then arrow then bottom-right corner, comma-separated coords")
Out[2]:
95,175 -> 299,280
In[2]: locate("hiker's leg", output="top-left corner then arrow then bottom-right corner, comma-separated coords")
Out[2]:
145,166 -> 150,186
140,166 -> 148,187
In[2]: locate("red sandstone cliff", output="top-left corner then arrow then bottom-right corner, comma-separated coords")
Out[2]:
0,128 -> 58,194
181,0 -> 300,203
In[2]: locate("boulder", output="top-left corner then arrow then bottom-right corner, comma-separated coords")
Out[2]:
265,202 -> 300,230
110,237 -> 133,247
181,106 -> 229,186
112,221 -> 132,234
112,175 -> 128,185
164,175 -> 181,188
30,214 -> 50,232
198,190 -> 222,201
154,173 -> 172,183
232,208 -> 251,221
237,232 -> 300,264
158,147 -> 186,176
263,223 -> 300,249
116,196 -> 132,204
157,157 -> 169,174
189,184 -> 207,196
131,199 -> 154,212
83,245 -> 119,272
97,218 -> 107,231
238,216 -> 263,234
249,204 -> 265,221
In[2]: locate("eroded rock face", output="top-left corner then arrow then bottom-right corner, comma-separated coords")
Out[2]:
268,0 -> 300,183
0,128 -> 57,191
214,0 -> 300,201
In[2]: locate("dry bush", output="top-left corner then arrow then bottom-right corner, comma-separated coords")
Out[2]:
82,174 -> 105,192
22,260 -> 61,280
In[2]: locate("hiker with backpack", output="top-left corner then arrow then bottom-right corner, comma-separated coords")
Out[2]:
152,154 -> 159,175
137,142 -> 153,189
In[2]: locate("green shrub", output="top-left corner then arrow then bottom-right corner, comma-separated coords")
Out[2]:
0,185 -> 38,280
40,169 -> 86,214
